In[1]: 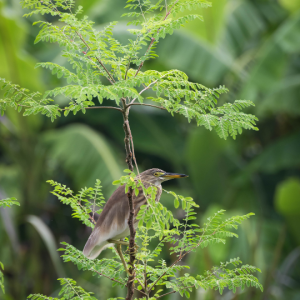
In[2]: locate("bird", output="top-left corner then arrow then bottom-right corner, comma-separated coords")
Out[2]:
83,168 -> 188,271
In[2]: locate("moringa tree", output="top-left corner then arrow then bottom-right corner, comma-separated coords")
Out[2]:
0,0 -> 261,299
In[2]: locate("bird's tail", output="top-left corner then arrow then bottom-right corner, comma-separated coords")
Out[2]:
83,228 -> 113,259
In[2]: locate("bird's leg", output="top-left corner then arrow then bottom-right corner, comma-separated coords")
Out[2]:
115,243 -> 131,276
108,239 -> 129,246
108,239 -> 139,250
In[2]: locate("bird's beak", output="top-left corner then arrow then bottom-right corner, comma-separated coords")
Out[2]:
162,172 -> 188,179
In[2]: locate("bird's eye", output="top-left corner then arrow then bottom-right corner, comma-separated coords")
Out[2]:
154,172 -> 164,177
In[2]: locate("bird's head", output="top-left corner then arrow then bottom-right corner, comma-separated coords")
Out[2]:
138,168 -> 188,186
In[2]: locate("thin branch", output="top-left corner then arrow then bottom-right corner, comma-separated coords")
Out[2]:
163,0 -> 179,21
86,54 -> 115,85
165,0 -> 168,16
135,0 -> 179,77
156,285 -> 195,299
128,103 -> 166,111
92,267 -> 148,296
130,79 -> 159,104
91,189 -> 98,221
138,0 -> 146,22
17,104 -> 122,114
91,268 -> 126,286
60,106 -> 122,112
124,34 -> 141,80
124,56 -> 132,81
76,31 -> 116,84
77,106 -> 122,111
148,218 -> 232,293
144,259 -> 148,297
126,117 -> 141,178
136,277 -> 146,291
48,1 -> 115,85
134,38 -> 155,77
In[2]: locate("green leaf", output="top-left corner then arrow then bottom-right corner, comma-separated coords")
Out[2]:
174,198 -> 179,208
146,219 -> 152,229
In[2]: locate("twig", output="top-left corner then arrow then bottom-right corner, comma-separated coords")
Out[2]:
163,0 -> 179,21
138,0 -> 146,22
125,117 -> 141,179
136,277 -> 146,291
134,38 -> 155,77
130,79 -> 159,104
76,31 -> 116,84
124,34 -> 141,80
135,0 -> 179,77
48,1 -> 115,85
91,268 -> 126,286
128,103 -> 166,110
148,219 -> 231,293
60,106 -> 122,112
144,260 -> 148,296
165,0 -> 168,16
156,285 -> 195,299
91,267 -> 147,296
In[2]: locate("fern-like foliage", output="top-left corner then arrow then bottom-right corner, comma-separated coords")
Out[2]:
47,179 -> 105,228
28,278 -> 97,300
0,197 -> 20,208
47,171 -> 262,298
0,0 -> 258,139
59,242 -> 126,287
163,258 -> 262,298
0,79 -> 61,121
0,0 -> 263,297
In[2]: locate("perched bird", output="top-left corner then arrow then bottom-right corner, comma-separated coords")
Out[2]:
83,168 -> 188,267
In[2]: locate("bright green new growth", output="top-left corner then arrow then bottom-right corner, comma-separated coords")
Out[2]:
0,0 -> 258,139
0,197 -> 20,208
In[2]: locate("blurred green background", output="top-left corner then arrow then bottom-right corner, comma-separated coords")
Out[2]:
1,0 -> 300,299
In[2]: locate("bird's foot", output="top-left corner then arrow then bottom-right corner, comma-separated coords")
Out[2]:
125,243 -> 139,256
108,239 -> 129,246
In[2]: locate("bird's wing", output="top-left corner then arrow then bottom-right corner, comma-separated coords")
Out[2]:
83,185 -> 129,259
83,183 -> 156,259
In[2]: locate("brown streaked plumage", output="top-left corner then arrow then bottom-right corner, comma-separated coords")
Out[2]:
83,168 -> 188,261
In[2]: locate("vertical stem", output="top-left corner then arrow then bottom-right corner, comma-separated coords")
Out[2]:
144,260 -> 148,299
126,186 -> 136,300
122,102 -> 136,300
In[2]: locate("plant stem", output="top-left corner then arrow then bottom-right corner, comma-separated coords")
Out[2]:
128,103 -> 166,110
144,259 -> 148,298
91,269 -> 125,286
76,31 -> 116,84
148,221 -> 221,293
121,101 -> 136,300
47,1 -> 115,85
156,285 -> 195,299
60,106 -> 122,112
130,79 -> 159,104
135,0 -> 179,77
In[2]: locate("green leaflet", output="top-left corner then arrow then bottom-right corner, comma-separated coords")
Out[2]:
0,197 -> 20,208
